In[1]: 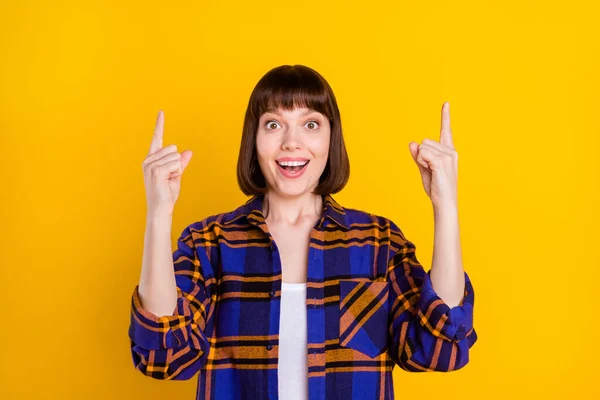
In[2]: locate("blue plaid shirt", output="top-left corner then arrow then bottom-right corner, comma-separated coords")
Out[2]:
129,194 -> 477,399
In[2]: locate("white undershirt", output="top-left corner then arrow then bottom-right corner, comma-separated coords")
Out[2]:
278,281 -> 308,400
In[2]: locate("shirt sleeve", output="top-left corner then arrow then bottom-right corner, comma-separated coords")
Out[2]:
386,219 -> 477,372
128,219 -> 217,380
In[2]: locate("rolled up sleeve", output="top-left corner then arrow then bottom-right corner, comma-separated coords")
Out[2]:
129,285 -> 205,351
128,220 -> 216,380
415,269 -> 475,343
386,219 -> 477,372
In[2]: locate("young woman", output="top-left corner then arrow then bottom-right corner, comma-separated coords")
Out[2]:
129,65 -> 477,400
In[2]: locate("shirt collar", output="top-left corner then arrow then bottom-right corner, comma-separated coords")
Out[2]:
223,193 -> 350,230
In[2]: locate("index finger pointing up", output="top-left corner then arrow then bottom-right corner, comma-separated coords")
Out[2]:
149,110 -> 164,155
440,102 -> 454,148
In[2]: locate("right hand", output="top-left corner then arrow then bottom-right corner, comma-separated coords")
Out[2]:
142,110 -> 193,217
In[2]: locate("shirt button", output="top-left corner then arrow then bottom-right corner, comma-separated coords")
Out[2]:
269,243 -> 275,251
266,344 -> 273,350
269,290 -> 275,298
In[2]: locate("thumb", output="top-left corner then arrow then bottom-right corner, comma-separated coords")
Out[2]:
408,142 -> 428,173
180,150 -> 193,173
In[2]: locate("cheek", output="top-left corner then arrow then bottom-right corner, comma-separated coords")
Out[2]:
314,136 -> 331,157
255,134 -> 276,158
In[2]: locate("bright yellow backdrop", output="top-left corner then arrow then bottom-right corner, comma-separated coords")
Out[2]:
1,0 -> 598,398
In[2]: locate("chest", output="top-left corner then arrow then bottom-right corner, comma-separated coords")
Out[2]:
211,218 -> 393,365
268,221 -> 317,283
216,218 -> 390,282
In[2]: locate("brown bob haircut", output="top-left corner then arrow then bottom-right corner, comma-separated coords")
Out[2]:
237,64 -> 350,196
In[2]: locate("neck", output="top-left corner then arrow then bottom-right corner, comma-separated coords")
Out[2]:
262,191 -> 323,225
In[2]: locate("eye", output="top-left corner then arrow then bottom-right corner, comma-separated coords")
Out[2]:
263,119 -> 320,131
305,120 -> 320,130
265,120 -> 281,130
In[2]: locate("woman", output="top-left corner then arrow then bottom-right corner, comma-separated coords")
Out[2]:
129,65 -> 477,400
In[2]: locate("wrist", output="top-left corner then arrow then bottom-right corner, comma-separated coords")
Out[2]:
433,203 -> 458,219
146,212 -> 173,226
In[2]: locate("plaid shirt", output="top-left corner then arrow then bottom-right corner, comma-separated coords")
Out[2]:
129,194 -> 477,399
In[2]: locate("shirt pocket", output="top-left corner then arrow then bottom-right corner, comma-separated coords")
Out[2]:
338,279 -> 389,358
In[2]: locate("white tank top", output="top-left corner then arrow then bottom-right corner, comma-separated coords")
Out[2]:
278,281 -> 308,400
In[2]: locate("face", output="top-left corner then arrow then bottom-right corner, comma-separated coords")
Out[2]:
255,106 -> 331,197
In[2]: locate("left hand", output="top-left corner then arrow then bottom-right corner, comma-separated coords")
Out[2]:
408,102 -> 458,210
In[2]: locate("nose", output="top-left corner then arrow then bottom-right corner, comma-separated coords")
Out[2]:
281,126 -> 302,150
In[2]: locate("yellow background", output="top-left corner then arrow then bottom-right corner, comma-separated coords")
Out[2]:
1,0 -> 598,398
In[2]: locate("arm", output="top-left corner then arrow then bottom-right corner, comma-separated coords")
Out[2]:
128,218 -> 217,380
386,220 -> 477,372
137,214 -> 178,318
430,205 -> 465,308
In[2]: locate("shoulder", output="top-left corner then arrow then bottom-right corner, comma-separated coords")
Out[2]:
182,199 -> 251,237
341,204 -> 400,233
341,204 -> 411,252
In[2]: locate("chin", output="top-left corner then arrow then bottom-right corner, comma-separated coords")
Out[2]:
275,186 -> 308,197
269,181 -> 315,198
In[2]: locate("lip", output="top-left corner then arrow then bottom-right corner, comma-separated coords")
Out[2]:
275,160 -> 309,179
276,157 -> 310,162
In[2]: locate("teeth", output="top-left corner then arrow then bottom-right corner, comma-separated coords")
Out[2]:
277,160 -> 308,167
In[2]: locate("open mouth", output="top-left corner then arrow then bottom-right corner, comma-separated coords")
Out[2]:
276,160 -> 310,176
